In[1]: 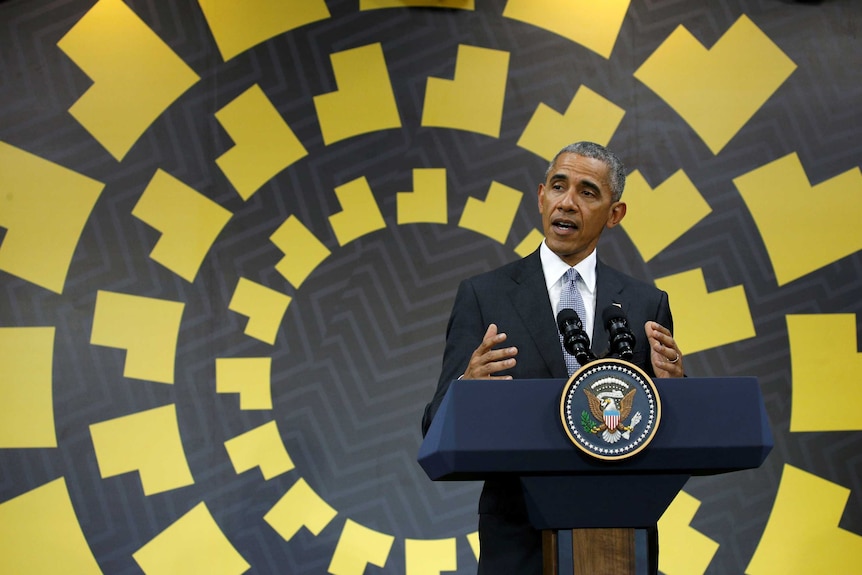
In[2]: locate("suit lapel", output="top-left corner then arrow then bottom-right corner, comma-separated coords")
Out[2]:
507,251 -> 568,378
593,260 -> 626,357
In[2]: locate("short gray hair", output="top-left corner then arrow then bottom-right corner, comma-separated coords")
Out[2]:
544,141 -> 626,202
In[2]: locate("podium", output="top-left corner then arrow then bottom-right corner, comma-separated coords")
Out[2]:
418,377 -> 773,573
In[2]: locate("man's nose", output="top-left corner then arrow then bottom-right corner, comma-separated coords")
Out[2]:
558,190 -> 577,210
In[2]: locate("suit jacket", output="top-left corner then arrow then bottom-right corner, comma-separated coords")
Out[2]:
421,248 -> 673,518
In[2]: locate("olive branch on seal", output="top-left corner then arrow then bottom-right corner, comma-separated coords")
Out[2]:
580,410 -> 599,433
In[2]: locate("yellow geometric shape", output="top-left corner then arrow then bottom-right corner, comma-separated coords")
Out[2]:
198,0 -> 330,61
787,314 -> 862,432
329,519 -> 395,575
0,327 -> 56,448
224,421 -> 294,480
216,357 -> 273,410
90,290 -> 185,384
405,537 -> 457,574
270,216 -> 332,289
654,268 -> 755,354
264,478 -> 338,541
503,0 -> 630,58
132,170 -> 232,282
657,491 -> 719,575
747,465 -> 862,574
0,142 -> 103,294
621,169 -> 712,262
361,0 -> 473,9
514,229 -> 544,258
0,478 -> 102,575
56,0 -> 199,160
467,531 -> 479,560
396,168 -> 448,225
313,43 -> 402,145
216,84 -> 308,201
517,85 -> 625,161
734,153 -> 862,287
458,182 -> 523,244
132,502 -> 250,575
422,44 -> 509,137
329,177 -> 387,246
228,278 -> 291,345
89,404 -> 194,496
466,531 -> 479,560
634,15 -> 796,154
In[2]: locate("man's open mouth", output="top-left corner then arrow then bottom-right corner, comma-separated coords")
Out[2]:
553,220 -> 577,231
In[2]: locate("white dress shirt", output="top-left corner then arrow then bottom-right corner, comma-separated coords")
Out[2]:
539,241 -> 597,339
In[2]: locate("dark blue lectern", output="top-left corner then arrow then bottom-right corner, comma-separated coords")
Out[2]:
418,377 -> 773,573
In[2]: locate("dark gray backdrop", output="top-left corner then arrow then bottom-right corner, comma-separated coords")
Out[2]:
1,0 -> 860,573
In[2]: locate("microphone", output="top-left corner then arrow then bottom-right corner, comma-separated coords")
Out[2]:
556,308 -> 595,366
602,305 -> 636,360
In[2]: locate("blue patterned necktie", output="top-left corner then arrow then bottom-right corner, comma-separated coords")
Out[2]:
558,267 -> 588,376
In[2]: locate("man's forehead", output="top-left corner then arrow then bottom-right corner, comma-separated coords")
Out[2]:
552,152 -> 605,169
548,154 -> 610,183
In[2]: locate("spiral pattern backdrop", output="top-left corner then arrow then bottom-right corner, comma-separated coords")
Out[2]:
1,1 -> 861,573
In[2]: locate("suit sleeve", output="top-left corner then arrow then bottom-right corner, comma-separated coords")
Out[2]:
421,278 -> 485,436
656,289 -> 673,334
610,281 -> 674,377
639,289 -> 675,377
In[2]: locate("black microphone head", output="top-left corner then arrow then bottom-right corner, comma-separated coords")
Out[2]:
556,308 -> 581,331
602,304 -> 625,326
602,304 -> 635,359
557,308 -> 594,363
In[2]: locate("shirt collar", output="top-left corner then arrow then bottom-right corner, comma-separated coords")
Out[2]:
540,241 -> 597,293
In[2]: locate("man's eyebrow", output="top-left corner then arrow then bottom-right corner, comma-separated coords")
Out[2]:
579,178 -> 602,193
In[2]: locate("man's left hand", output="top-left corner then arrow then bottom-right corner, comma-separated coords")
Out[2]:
645,321 -> 684,378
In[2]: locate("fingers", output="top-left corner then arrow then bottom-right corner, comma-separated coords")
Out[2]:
644,321 -> 683,377
463,323 -> 518,379
645,321 -> 674,353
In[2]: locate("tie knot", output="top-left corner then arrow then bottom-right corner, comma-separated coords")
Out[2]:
565,268 -> 579,284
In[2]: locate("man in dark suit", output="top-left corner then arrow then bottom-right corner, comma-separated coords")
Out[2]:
421,141 -> 685,574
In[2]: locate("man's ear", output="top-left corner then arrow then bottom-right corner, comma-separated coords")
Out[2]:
606,201 -> 626,228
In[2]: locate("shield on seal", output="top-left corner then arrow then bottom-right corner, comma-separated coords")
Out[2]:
603,402 -> 620,431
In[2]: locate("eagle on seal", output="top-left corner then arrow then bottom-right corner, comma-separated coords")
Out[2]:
584,388 -> 637,444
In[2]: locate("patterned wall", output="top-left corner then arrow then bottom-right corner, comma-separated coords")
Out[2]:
1,0 -> 861,573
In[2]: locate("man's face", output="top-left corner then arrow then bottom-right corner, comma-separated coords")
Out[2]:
538,152 -> 626,266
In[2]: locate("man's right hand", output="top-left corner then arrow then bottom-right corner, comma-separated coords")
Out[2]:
462,323 -> 518,379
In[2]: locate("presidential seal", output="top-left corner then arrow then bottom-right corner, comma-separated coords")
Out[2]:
559,358 -> 661,461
